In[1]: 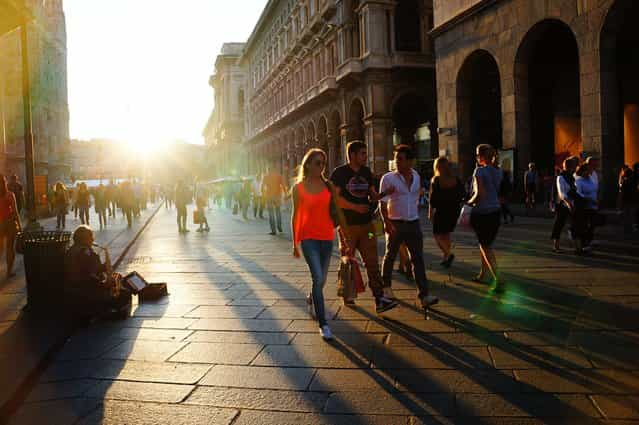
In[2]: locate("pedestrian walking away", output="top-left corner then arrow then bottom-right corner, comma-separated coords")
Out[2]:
574,164 -> 600,254
551,156 -> 580,252
262,165 -> 287,235
428,156 -> 466,268
253,173 -> 265,219
53,182 -> 69,230
175,180 -> 191,233
524,162 -> 538,212
0,174 -> 22,279
380,145 -> 439,311
291,149 -> 336,340
467,144 -> 503,293
76,182 -> 91,225
330,140 -> 398,313
94,183 -> 108,230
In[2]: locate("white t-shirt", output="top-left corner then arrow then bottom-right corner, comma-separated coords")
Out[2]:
379,169 -> 421,221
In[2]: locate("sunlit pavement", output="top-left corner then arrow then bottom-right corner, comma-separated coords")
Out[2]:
7,205 -> 639,424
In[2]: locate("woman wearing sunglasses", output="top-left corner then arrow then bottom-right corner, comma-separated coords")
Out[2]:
291,148 -> 337,340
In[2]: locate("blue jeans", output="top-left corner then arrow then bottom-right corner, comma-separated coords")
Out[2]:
267,199 -> 282,233
300,239 -> 333,327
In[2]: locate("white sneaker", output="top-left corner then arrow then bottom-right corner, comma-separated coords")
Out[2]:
319,325 -> 334,340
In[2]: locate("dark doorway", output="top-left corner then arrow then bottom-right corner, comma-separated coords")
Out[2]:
456,50 -> 502,179
601,0 -> 639,193
516,20 -> 581,173
392,92 -> 434,162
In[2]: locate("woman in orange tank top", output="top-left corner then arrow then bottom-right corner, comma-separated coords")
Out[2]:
291,149 -> 336,340
0,174 -> 22,278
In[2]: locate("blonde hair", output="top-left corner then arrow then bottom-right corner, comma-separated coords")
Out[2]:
295,148 -> 327,184
433,156 -> 452,178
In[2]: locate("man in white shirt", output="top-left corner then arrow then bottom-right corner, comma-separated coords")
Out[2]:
379,145 -> 438,309
252,173 -> 264,219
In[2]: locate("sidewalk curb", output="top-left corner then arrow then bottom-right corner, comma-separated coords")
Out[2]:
0,203 -> 162,422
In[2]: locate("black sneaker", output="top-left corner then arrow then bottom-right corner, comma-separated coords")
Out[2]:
375,297 -> 399,314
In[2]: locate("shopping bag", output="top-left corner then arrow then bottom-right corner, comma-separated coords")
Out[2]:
457,204 -> 472,229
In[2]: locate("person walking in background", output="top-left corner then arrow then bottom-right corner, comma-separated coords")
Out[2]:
524,162 -> 538,212
551,156 -> 580,252
252,173 -> 264,219
263,165 -> 287,235
499,169 -> 515,224
291,149 -> 336,340
76,183 -> 91,225
330,141 -> 398,313
94,183 -> 108,230
195,185 -> 210,232
618,165 -> 636,234
574,164 -> 599,254
53,182 -> 69,230
175,179 -> 191,233
428,156 -> 466,268
73,183 -> 80,220
0,175 -> 22,278
7,175 -> 24,216
380,145 -> 439,310
120,181 -> 135,228
239,178 -> 252,220
467,144 -> 503,292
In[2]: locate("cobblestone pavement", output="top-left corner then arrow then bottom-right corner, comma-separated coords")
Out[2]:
8,205 -> 639,424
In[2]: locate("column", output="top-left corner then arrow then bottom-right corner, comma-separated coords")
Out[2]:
364,117 -> 393,174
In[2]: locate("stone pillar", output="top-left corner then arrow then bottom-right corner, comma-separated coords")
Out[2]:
360,0 -> 394,59
364,117 -> 392,174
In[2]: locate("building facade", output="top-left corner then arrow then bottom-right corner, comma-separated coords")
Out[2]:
207,0 -> 438,180
431,0 -> 639,201
203,43 -> 248,178
0,0 -> 70,184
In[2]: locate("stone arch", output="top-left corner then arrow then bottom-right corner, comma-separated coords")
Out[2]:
317,115 -> 329,153
514,19 -> 581,176
456,49 -> 503,179
347,98 -> 366,142
306,121 -> 316,148
600,0 -> 639,201
394,0 -> 421,52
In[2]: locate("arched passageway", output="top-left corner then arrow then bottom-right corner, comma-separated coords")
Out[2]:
601,0 -> 639,193
515,20 -> 581,175
456,50 -> 502,178
392,92 -> 435,171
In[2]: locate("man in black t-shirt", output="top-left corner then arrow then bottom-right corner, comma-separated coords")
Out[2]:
330,141 -> 397,314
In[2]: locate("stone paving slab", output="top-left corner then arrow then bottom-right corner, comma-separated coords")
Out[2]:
232,411 -> 412,425
7,398 -> 101,425
168,342 -> 263,365
85,380 -> 194,403
184,330 -> 294,345
77,400 -> 239,425
251,344 -> 372,368
199,365 -> 315,390
324,390 -> 454,416
184,387 -> 329,413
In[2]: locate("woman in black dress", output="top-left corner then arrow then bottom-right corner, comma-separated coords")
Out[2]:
429,157 -> 466,268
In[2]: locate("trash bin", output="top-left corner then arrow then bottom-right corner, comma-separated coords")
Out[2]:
20,231 -> 72,311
